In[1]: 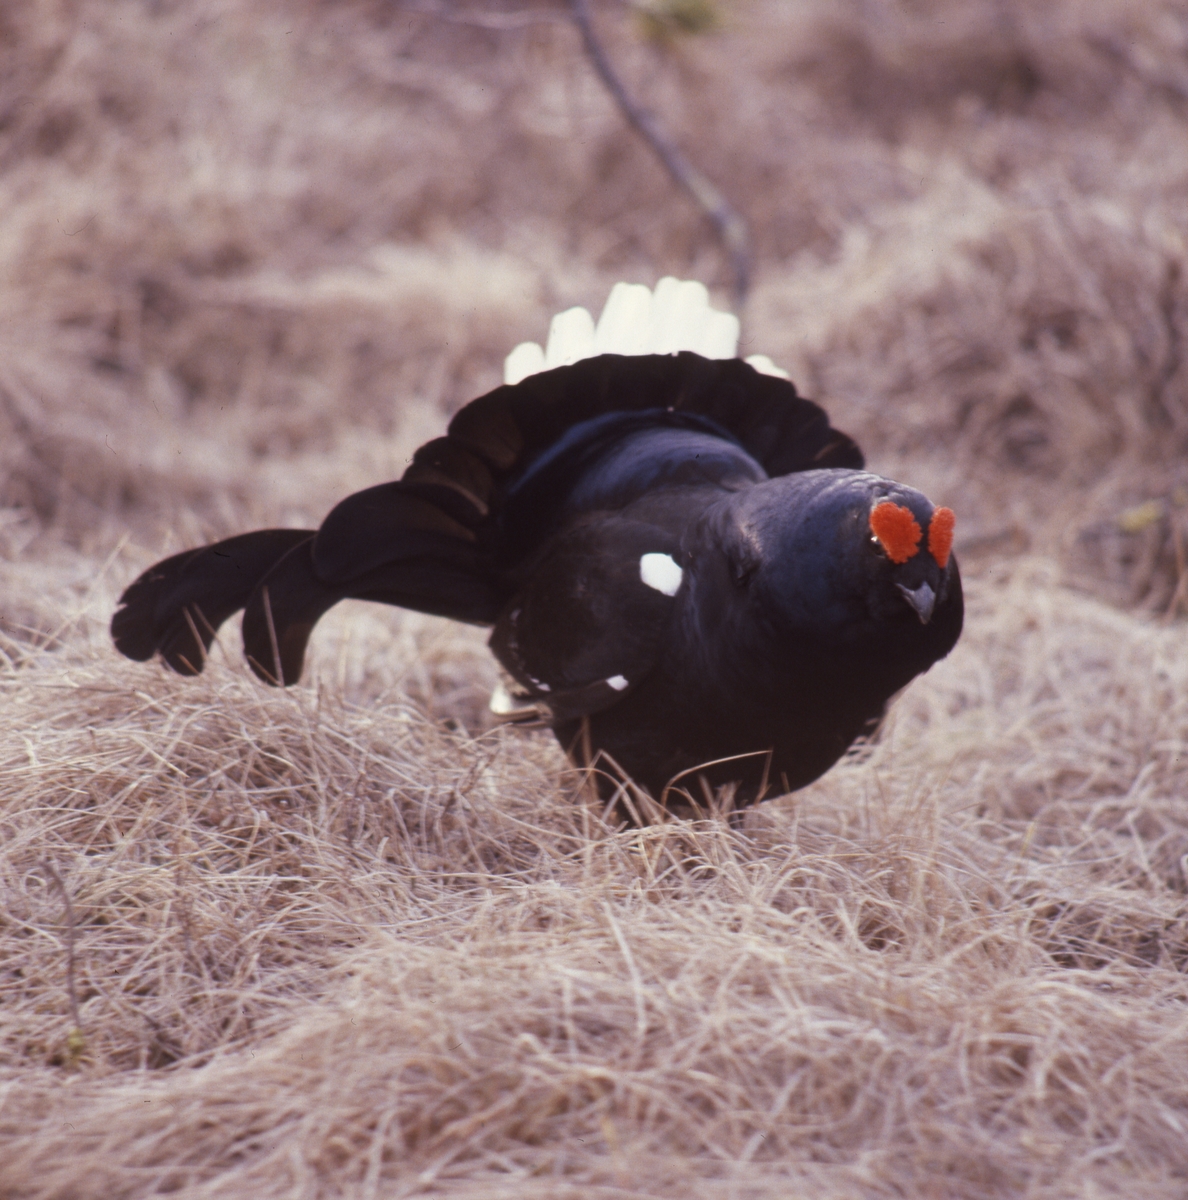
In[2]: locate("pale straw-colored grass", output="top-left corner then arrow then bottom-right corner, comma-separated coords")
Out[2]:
2,560 -> 1187,1196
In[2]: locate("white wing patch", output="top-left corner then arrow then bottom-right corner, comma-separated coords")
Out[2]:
489,680 -> 520,715
640,553 -> 683,597
606,675 -> 629,691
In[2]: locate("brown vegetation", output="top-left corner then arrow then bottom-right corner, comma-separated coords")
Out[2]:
2,0 -> 1188,1195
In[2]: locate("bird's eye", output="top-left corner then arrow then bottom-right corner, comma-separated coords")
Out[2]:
869,501 -> 922,564
727,539 -> 760,588
729,554 -> 758,588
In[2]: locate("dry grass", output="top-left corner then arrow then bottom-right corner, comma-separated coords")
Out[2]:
3,0 -> 1188,1195
4,562 -> 1188,1196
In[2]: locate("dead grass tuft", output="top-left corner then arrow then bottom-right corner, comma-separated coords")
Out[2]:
3,561 -> 1188,1194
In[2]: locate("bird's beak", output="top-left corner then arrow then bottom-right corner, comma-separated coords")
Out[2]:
896,581 -> 936,624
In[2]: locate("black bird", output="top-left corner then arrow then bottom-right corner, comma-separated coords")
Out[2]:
112,351 -> 962,810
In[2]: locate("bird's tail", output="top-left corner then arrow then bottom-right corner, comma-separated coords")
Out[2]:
112,440 -> 504,687
111,529 -> 315,676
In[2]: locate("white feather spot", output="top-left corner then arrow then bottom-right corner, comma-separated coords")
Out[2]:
744,354 -> 790,380
606,675 -> 629,691
640,552 -> 683,596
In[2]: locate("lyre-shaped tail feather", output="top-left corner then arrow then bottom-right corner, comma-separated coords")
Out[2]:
310,480 -> 482,584
449,353 -> 863,492
241,539 -> 341,685
113,473 -> 502,685
111,529 -> 315,675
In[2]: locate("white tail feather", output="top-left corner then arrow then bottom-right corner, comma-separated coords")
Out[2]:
701,310 -> 743,359
504,341 -> 547,386
743,354 -> 790,380
593,282 -> 653,355
544,306 -> 596,370
503,277 -> 783,385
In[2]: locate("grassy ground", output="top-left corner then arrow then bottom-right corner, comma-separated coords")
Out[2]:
2,1 -> 1188,1195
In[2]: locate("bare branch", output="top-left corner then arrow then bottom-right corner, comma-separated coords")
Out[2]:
568,0 -> 751,307
403,1 -> 569,30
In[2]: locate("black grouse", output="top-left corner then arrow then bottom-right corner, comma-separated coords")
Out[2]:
112,281 -> 962,810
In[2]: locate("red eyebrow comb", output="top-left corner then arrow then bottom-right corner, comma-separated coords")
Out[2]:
928,507 -> 955,568
869,502 -> 922,564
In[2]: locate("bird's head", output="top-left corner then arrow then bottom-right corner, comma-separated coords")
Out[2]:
684,469 -> 962,657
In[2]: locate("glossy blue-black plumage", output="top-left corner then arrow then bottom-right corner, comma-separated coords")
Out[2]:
111,352 -> 960,812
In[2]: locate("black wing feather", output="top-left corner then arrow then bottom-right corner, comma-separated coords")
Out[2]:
489,515 -> 680,721
243,537 -> 502,685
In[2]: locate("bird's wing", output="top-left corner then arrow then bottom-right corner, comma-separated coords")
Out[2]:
241,353 -> 862,685
240,518 -> 500,685
488,515 -> 681,722
111,529 -> 315,675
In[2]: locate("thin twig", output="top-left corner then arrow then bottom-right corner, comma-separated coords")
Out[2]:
405,1 -> 570,29
261,584 -> 284,686
568,0 -> 751,308
43,862 -> 81,1033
